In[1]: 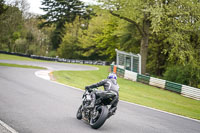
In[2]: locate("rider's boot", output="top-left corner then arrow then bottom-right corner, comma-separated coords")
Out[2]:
107,107 -> 117,118
109,107 -> 117,115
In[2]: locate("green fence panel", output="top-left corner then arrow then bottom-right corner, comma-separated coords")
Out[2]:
125,56 -> 131,71
132,56 -> 139,73
116,67 -> 125,77
110,65 -> 114,72
118,54 -> 124,66
137,74 -> 150,84
165,81 -> 182,93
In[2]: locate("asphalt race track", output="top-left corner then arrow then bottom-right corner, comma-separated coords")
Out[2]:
0,60 -> 200,133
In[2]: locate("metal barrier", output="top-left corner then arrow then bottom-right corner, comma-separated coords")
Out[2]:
137,74 -> 150,84
165,81 -> 182,94
0,51 -> 110,66
111,65 -> 200,100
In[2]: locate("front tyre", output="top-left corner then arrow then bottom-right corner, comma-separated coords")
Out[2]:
76,105 -> 82,120
90,106 -> 108,129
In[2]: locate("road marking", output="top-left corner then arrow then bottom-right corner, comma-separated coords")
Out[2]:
0,120 -> 18,133
35,70 -> 52,80
35,70 -> 200,123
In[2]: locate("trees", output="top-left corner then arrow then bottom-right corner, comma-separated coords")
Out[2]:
58,10 -> 122,61
0,0 -> 51,55
92,15 -> 120,61
40,0 -> 91,49
57,17 -> 83,59
164,65 -> 200,88
99,0 -> 200,75
99,0 -> 152,74
0,0 -> 7,16
0,3 -> 23,52
22,16 -> 51,55
78,10 -> 122,61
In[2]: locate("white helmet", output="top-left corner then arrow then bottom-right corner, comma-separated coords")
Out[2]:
108,73 -> 117,79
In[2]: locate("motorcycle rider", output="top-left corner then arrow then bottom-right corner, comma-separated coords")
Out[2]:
85,73 -> 119,116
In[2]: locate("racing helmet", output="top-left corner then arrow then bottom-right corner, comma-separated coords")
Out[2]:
108,73 -> 117,79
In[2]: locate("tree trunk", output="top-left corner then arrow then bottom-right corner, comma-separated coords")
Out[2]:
109,11 -> 150,74
140,35 -> 149,74
140,16 -> 150,75
8,40 -> 12,52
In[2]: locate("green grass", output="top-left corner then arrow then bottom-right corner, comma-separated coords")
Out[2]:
0,54 -> 40,61
0,53 -> 57,63
53,66 -> 200,120
0,63 -> 46,69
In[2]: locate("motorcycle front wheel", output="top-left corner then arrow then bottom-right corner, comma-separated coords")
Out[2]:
90,106 -> 108,129
76,105 -> 82,120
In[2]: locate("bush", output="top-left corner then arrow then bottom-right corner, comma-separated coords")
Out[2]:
48,50 -> 57,57
163,64 -> 200,88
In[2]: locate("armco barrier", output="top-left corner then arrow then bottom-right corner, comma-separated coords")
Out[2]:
0,51 -> 110,66
165,81 -> 182,94
111,65 -> 200,100
181,85 -> 200,100
124,70 -> 137,81
149,77 -> 166,89
137,74 -> 150,84
0,51 -> 31,57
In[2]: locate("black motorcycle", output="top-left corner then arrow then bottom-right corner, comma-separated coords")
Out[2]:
76,88 -> 116,129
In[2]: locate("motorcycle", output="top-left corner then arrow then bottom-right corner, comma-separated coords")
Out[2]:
76,88 -> 116,129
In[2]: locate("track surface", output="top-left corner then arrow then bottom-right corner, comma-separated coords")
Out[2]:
0,60 -> 200,133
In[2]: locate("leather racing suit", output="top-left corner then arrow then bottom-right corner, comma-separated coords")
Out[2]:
86,78 -> 119,112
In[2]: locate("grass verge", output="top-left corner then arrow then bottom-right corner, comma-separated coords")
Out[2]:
53,65 -> 200,120
0,54 -> 40,61
0,63 -> 46,69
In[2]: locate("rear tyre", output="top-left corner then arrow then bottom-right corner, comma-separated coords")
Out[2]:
90,106 -> 108,129
76,105 -> 82,120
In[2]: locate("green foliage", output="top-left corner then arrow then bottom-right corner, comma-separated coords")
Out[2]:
15,38 -> 27,53
0,0 -> 7,16
0,4 -> 23,52
57,33 -> 80,59
93,15 -> 120,61
118,23 -> 140,53
78,10 -> 140,61
147,34 -> 169,76
40,0 -> 91,49
47,50 -> 57,57
40,0 -> 89,26
0,1 -> 51,56
57,17 -> 82,59
99,0 -> 200,74
78,11 -> 108,60
164,64 -> 200,88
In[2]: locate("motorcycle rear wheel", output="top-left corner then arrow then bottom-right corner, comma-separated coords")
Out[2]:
90,106 -> 108,129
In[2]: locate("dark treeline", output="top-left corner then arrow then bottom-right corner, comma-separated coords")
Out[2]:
1,0 -> 200,88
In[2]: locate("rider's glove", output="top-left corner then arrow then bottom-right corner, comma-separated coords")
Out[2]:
85,86 -> 92,92
85,86 -> 90,90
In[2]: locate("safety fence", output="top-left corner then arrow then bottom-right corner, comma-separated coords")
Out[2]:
111,65 -> 200,100
0,51 -> 110,66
